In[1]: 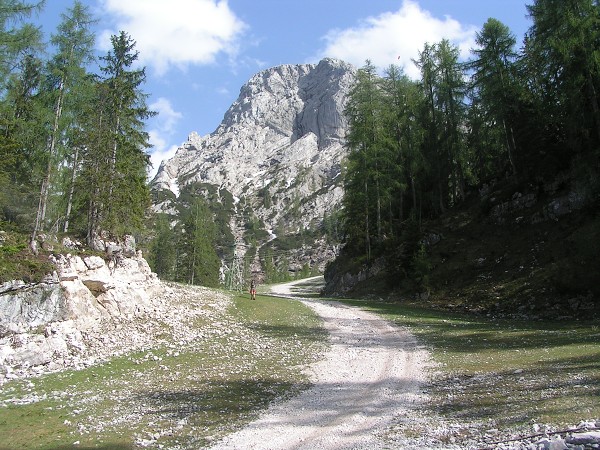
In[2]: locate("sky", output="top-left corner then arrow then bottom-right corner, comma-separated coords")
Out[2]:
36,0 -> 533,178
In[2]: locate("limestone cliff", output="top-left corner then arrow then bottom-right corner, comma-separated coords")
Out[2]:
151,58 -> 355,278
0,250 -> 162,383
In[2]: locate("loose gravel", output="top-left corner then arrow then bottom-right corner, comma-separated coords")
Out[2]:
209,279 -> 434,449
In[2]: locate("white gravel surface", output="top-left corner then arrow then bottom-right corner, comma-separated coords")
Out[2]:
210,278 -> 432,449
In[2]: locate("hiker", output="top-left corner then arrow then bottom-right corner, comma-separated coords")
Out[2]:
250,279 -> 257,300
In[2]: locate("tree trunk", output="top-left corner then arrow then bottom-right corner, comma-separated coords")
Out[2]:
502,117 -> 518,175
63,145 -> 79,233
30,79 -> 65,254
364,179 -> 370,261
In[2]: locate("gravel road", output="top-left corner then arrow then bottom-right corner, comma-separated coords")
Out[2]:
210,277 -> 432,449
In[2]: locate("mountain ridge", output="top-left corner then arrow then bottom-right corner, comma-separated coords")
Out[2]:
151,58 -> 356,280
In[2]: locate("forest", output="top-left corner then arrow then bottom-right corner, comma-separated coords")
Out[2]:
0,1 -> 153,255
1,1 -> 599,297
0,1 -> 231,287
339,0 -> 600,297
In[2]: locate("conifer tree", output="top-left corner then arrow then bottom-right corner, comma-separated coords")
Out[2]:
30,1 -> 95,252
0,1 -> 45,224
0,1 -> 45,90
413,43 -> 444,214
343,60 -> 383,260
78,31 -> 155,244
148,213 -> 176,280
434,39 -> 468,205
468,18 -> 519,177
178,196 -> 220,287
380,65 -> 425,226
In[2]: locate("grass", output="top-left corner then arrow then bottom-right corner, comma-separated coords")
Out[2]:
0,289 -> 327,449
0,229 -> 54,284
1,277 -> 598,447
339,298 -> 600,435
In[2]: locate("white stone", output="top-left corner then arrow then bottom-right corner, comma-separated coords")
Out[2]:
151,58 -> 355,273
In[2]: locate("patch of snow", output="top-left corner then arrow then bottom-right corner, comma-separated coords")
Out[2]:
169,178 -> 180,197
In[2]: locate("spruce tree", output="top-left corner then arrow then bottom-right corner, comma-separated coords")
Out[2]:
0,1 -> 45,225
30,1 -> 95,251
148,213 -> 176,280
179,196 -> 220,287
468,18 -> 519,177
78,31 -> 155,244
343,60 -> 383,260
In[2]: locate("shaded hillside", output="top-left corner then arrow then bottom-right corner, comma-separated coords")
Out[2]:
324,174 -> 600,320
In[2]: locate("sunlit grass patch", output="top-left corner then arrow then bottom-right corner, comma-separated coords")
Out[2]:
0,287 -> 327,449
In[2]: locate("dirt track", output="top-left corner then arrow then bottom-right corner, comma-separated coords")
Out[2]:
210,277 -> 431,449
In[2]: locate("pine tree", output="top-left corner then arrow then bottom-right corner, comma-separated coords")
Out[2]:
148,213 -> 176,280
1,45 -> 46,226
0,1 -> 45,90
29,1 -> 95,251
468,18 -> 519,177
413,43 -> 444,214
434,39 -> 468,205
343,60 -> 384,260
78,31 -> 155,244
0,1 -> 45,225
380,64 -> 425,227
179,196 -> 220,287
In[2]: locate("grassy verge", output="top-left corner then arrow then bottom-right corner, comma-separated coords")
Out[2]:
0,290 -> 326,449
340,299 -> 600,435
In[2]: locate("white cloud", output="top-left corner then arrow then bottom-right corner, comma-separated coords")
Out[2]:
315,0 -> 477,79
147,98 -> 183,179
148,139 -> 179,180
98,0 -> 247,75
150,97 -> 183,134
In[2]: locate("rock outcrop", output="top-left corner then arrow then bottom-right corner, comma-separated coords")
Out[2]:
0,249 -> 162,383
151,58 -> 356,276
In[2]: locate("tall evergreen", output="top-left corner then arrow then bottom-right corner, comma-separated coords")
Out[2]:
343,60 -> 382,260
434,39 -> 469,205
0,29 -> 45,225
178,196 -> 220,287
413,42 -> 444,214
0,0 -> 45,91
77,31 -> 155,244
148,213 -> 176,280
0,0 -> 45,225
380,65 -> 425,224
30,1 -> 95,252
469,18 -> 519,177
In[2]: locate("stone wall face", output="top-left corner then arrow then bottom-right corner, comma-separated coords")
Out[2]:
0,252 -> 162,383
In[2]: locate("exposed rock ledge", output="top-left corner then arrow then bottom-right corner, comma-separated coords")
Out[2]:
0,251 -> 164,384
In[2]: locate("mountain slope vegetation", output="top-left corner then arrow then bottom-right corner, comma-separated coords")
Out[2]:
325,0 -> 600,318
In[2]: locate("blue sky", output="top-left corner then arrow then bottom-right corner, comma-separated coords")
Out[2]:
37,0 -> 532,178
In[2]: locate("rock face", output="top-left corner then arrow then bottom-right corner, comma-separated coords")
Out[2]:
151,58 -> 355,276
0,250 -> 162,383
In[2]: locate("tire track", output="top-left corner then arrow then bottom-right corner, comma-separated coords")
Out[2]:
210,280 -> 430,449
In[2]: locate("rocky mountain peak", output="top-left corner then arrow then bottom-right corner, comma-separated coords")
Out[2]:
151,58 -> 356,279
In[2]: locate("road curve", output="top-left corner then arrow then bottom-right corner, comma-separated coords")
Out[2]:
210,277 -> 430,449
